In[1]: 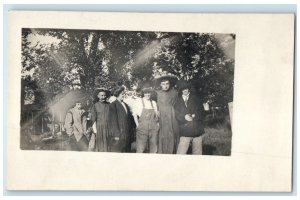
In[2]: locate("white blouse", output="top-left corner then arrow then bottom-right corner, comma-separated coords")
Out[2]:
132,97 -> 158,117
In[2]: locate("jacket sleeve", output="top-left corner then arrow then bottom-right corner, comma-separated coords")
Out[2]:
109,103 -> 120,137
193,99 -> 205,121
82,111 -> 88,134
171,89 -> 179,106
174,99 -> 187,124
64,111 -> 74,136
90,104 -> 97,125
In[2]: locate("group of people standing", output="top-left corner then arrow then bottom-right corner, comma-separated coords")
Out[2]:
64,74 -> 206,155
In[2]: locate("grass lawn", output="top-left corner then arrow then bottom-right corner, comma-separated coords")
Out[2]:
202,115 -> 232,156
202,127 -> 232,156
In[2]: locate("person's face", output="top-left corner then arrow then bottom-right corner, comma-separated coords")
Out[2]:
97,91 -> 107,102
75,103 -> 82,109
144,92 -> 151,100
182,88 -> 190,96
160,80 -> 170,91
118,91 -> 125,101
54,124 -> 60,132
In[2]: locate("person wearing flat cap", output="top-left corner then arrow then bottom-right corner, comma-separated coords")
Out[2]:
174,80 -> 206,155
64,100 -> 89,151
133,83 -> 159,153
155,73 -> 180,154
90,88 -> 111,152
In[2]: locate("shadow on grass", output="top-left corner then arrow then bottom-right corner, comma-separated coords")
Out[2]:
187,144 -> 217,155
203,144 -> 217,155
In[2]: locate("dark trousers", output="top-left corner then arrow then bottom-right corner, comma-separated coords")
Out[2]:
69,135 -> 89,151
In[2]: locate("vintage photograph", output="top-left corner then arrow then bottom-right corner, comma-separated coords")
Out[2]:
8,11 -> 294,191
20,28 -> 235,155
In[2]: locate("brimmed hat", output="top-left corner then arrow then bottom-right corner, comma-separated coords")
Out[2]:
177,79 -> 191,91
140,81 -> 154,93
154,72 -> 178,87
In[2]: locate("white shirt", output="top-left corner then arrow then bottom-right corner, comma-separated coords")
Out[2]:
182,94 -> 190,106
132,97 -> 158,117
108,96 -> 116,103
123,97 -> 135,113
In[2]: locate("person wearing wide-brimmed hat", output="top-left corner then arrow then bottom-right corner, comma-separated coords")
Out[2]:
133,82 -> 159,153
89,87 -> 111,152
174,80 -> 205,155
155,72 -> 180,154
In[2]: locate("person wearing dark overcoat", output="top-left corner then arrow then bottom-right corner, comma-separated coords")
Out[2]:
109,86 -> 135,152
174,80 -> 206,155
90,88 -> 111,152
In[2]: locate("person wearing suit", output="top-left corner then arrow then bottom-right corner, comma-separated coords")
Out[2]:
174,80 -> 206,155
109,86 -> 134,152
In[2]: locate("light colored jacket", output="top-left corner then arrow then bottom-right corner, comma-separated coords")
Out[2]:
64,107 -> 87,141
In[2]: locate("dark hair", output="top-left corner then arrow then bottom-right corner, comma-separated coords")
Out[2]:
113,86 -> 125,97
93,88 -> 110,103
72,99 -> 85,109
141,90 -> 153,98
159,77 -> 176,89
179,86 -> 190,95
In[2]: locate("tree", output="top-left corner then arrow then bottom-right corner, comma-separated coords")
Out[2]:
21,28 -> 235,109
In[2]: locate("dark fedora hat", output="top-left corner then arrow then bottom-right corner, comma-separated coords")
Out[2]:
177,79 -> 191,91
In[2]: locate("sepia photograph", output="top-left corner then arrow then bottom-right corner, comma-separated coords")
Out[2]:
20,28 -> 235,155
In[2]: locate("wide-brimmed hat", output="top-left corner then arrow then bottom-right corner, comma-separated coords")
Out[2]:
177,79 -> 191,91
154,72 -> 178,87
140,81 -> 155,93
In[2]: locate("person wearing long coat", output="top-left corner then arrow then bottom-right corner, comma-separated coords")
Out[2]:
64,101 -> 89,151
109,86 -> 135,152
174,80 -> 206,155
156,75 -> 180,154
90,88 -> 110,152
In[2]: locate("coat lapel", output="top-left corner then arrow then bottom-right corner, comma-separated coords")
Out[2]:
185,96 -> 193,113
116,100 -> 127,116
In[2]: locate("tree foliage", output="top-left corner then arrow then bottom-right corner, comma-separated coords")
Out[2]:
21,28 -> 235,107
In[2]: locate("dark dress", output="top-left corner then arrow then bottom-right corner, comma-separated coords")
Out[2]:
109,100 -> 134,152
156,88 -> 179,154
91,101 -> 110,152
